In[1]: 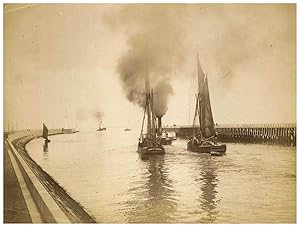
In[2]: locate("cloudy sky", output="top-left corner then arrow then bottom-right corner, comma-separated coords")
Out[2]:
4,4 -> 296,131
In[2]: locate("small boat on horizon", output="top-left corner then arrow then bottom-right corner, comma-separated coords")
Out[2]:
97,121 -> 106,131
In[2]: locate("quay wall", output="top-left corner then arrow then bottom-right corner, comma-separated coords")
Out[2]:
6,129 -> 96,223
164,123 -> 296,146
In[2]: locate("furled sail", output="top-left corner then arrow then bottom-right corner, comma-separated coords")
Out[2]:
142,74 -> 157,140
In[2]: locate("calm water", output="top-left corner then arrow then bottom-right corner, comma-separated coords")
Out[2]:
26,129 -> 296,223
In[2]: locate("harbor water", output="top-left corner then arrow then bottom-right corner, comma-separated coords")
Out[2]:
26,129 -> 296,223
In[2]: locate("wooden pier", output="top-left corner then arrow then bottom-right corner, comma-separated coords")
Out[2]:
164,123 -> 296,146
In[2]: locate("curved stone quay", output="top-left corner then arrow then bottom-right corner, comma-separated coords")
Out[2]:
4,130 -> 96,223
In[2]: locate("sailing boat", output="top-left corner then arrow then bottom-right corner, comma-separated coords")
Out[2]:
137,76 -> 165,158
124,115 -> 132,131
43,123 -> 51,143
187,56 -> 226,155
97,121 -> 106,131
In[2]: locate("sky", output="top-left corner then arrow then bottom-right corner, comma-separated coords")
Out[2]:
4,4 -> 296,131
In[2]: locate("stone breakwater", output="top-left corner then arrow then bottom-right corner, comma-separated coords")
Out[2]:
10,131 -> 96,223
164,123 -> 296,146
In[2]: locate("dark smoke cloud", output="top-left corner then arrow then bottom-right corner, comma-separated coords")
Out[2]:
153,80 -> 173,117
115,5 -> 188,116
104,4 -> 295,123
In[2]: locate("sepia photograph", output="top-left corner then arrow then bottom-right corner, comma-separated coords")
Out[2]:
3,3 -> 296,223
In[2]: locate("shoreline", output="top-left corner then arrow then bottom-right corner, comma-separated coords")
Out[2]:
9,131 -> 97,223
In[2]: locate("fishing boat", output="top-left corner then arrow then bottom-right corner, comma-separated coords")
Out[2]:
43,123 -> 51,143
43,124 -> 49,152
137,77 -> 165,158
187,55 -> 226,155
97,121 -> 106,131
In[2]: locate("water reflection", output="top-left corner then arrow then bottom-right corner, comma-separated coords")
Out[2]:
195,155 -> 220,223
124,155 -> 177,223
43,141 -> 49,161
27,133 -> 296,223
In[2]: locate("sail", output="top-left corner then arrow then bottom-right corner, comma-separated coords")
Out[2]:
197,53 -> 205,95
200,76 -> 215,138
197,54 -> 206,129
42,123 -> 48,139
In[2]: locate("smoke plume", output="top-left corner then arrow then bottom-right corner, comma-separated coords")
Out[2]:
116,5 -> 187,116
94,111 -> 104,121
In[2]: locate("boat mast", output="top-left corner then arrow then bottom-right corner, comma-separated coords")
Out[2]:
151,88 -> 155,137
145,72 -> 152,138
139,96 -> 148,141
192,94 -> 199,130
197,54 -> 202,138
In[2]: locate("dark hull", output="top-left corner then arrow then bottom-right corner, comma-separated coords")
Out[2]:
160,138 -> 172,145
187,141 -> 226,154
137,144 -> 165,159
97,128 -> 106,131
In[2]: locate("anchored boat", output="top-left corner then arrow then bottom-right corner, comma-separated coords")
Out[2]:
187,55 -> 226,155
137,77 -> 165,158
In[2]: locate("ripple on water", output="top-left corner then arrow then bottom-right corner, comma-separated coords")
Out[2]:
26,132 -> 296,223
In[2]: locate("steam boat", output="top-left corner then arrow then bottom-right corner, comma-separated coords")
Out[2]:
156,116 -> 173,145
137,77 -> 165,158
187,55 -> 226,155
97,121 -> 106,131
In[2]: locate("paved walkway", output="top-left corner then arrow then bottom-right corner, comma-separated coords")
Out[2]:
4,141 -> 32,223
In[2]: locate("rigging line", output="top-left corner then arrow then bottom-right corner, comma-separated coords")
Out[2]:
192,94 -> 199,133
139,95 -> 147,141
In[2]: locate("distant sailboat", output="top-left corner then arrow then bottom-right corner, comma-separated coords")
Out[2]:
43,123 -> 51,143
124,116 -> 132,131
187,55 -> 226,155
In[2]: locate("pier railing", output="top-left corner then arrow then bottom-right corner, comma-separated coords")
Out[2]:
164,123 -> 296,146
